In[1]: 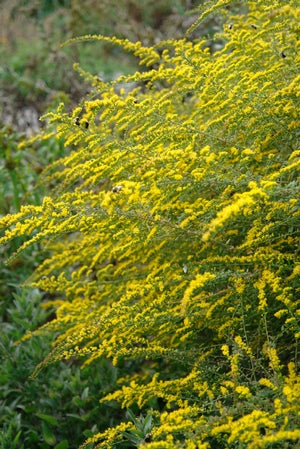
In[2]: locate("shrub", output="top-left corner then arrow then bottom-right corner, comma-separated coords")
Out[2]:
1,1 -> 299,448
0,285 -> 120,449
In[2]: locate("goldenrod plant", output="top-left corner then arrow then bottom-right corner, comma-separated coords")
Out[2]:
1,1 -> 299,448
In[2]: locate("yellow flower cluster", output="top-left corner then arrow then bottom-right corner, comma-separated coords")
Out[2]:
1,1 -> 299,448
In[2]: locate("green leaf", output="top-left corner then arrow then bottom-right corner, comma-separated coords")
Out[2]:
12,430 -> 22,449
126,408 -> 138,426
11,316 -> 31,330
143,413 -> 153,434
81,412 -> 92,422
54,440 -> 69,449
83,429 -> 94,438
81,386 -> 89,401
66,413 -> 84,421
72,396 -> 84,407
130,429 -> 145,439
36,413 -> 58,427
120,431 -> 143,445
42,421 -> 56,446
126,408 -> 135,421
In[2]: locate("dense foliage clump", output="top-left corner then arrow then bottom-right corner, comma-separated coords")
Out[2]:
1,1 -> 299,448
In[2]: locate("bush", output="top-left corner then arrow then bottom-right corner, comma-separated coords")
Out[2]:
0,286 -> 120,449
1,1 -> 300,448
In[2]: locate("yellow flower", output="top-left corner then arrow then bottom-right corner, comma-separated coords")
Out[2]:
235,385 -> 252,398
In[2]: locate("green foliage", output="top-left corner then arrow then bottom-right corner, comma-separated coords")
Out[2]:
0,286 -> 121,448
1,1 -> 300,449
120,409 -> 154,446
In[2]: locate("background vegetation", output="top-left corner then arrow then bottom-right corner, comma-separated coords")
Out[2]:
0,0 -> 203,135
0,1 -> 299,449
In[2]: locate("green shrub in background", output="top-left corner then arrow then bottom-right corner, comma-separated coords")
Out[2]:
0,285 -> 120,449
1,1 -> 300,448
